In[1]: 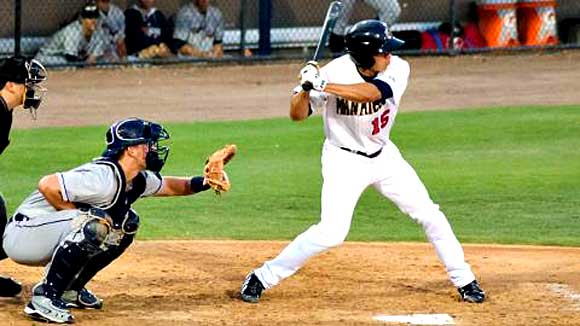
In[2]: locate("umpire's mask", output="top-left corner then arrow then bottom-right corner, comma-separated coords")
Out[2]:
0,56 -> 47,117
23,59 -> 48,113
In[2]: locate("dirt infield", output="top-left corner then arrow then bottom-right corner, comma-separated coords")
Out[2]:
3,51 -> 580,325
1,241 -> 580,325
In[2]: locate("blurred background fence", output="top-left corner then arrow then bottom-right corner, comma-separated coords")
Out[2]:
0,0 -> 579,66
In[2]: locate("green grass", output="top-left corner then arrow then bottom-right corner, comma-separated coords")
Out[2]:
1,106 -> 579,245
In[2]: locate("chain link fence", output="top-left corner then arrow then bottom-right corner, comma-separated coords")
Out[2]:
0,0 -> 578,66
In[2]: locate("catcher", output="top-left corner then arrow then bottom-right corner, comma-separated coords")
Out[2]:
2,117 -> 236,323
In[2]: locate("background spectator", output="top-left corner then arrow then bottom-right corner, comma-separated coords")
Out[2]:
97,0 -> 127,59
329,0 -> 402,54
124,0 -> 172,60
173,0 -> 225,59
35,2 -> 108,65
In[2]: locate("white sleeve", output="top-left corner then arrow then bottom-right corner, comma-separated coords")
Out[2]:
291,85 -> 328,113
58,164 -> 117,206
376,58 -> 410,105
141,171 -> 163,197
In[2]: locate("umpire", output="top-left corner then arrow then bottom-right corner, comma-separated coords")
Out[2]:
0,55 -> 47,297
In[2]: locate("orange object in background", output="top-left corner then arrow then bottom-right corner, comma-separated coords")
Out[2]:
517,0 -> 559,46
477,0 -> 520,47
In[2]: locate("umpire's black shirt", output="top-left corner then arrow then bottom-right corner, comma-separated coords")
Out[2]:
0,96 -> 12,155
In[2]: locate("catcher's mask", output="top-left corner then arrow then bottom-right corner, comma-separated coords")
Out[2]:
0,56 -> 47,115
102,118 -> 170,172
345,19 -> 404,69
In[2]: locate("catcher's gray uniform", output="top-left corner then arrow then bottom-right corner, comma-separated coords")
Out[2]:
3,159 -> 161,266
173,3 -> 225,54
35,20 -> 109,65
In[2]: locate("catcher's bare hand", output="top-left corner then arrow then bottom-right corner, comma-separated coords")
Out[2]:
203,144 -> 237,194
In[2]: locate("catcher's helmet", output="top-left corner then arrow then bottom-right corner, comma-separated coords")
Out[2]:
102,118 -> 170,172
345,20 -> 405,69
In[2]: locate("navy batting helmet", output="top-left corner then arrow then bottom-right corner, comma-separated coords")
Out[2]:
345,20 -> 405,69
102,118 -> 170,172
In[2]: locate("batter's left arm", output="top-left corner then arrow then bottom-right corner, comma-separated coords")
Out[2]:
324,82 -> 382,103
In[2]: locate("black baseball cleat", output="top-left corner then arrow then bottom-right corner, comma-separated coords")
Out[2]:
240,272 -> 265,303
458,280 -> 486,303
0,276 -> 22,297
62,288 -> 103,310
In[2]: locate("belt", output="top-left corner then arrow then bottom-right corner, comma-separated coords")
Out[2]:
339,146 -> 382,158
8,213 -> 29,223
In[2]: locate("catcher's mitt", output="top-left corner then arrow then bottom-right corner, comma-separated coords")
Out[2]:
203,144 -> 237,194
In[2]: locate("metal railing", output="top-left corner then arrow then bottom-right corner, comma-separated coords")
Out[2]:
0,0 -> 578,66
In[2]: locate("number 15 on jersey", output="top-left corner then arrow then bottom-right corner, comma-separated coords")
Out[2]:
371,109 -> 391,135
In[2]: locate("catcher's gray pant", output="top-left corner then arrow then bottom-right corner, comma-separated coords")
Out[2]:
254,141 -> 476,290
334,0 -> 402,35
2,210 -> 79,266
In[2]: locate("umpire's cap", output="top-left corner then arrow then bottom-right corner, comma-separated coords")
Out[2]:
0,56 -> 47,85
345,20 -> 405,69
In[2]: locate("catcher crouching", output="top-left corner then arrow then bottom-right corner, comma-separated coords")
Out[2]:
1,117 -> 236,324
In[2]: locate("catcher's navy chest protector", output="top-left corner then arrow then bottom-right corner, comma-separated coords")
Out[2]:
75,158 -> 146,233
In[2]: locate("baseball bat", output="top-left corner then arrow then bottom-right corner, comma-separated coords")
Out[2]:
311,1 -> 343,62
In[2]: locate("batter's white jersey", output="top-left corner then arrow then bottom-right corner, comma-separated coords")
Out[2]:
254,54 -> 477,291
310,54 -> 410,155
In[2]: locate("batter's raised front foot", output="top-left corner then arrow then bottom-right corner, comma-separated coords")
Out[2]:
240,272 -> 265,303
458,280 -> 485,303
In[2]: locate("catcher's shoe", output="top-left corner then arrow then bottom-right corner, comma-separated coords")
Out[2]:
25,283 -> 74,324
458,280 -> 485,303
62,288 -> 103,309
240,272 -> 265,303
0,276 -> 22,297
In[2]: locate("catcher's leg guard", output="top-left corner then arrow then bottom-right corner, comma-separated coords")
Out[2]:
25,208 -> 110,323
42,208 -> 110,299
69,210 -> 139,292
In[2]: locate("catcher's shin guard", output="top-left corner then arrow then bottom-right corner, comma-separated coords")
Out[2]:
69,212 -> 138,292
44,209 -> 110,298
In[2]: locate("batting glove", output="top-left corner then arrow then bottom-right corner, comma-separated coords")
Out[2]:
301,72 -> 326,92
299,60 -> 320,76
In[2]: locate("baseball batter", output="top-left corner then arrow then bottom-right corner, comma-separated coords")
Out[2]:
0,56 -> 47,297
2,118 -> 231,323
241,20 -> 485,304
